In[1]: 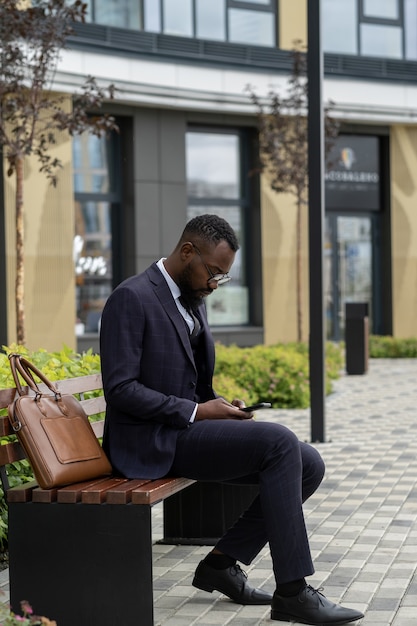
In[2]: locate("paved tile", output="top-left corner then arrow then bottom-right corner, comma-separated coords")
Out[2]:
3,359 -> 417,624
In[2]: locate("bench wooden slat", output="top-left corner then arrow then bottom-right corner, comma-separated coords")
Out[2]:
131,477 -> 196,505
54,373 -> 103,395
81,477 -> 129,504
32,486 -> 58,503
0,387 -> 19,409
7,480 -> 38,503
80,396 -> 106,417
56,477 -> 112,503
105,479 -> 150,504
0,374 -> 103,411
91,420 -> 105,438
0,440 -> 26,465
0,417 -> 14,438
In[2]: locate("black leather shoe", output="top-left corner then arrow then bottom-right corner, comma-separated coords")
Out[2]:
271,585 -> 364,624
192,560 -> 272,605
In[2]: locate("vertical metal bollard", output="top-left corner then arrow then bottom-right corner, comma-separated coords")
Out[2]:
345,302 -> 369,375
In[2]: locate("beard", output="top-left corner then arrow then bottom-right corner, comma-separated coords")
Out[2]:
177,264 -> 210,310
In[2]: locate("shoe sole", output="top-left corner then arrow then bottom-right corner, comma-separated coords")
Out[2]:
193,577 -> 272,605
271,610 -> 362,625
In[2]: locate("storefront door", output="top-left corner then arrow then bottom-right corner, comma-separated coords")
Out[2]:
325,213 -> 376,341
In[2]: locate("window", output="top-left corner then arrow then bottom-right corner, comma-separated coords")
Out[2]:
363,0 -> 399,19
86,0 -> 141,29
323,0 -> 416,60
186,130 -> 249,326
229,8 -> 275,46
323,0 -> 358,55
196,0 -> 226,41
73,132 -> 120,335
87,0 -> 277,47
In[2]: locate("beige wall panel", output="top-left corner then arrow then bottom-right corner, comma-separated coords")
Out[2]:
391,126 -> 417,338
261,177 -> 309,344
3,96 -> 76,351
279,0 -> 307,49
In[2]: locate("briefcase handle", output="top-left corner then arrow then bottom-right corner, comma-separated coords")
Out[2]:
8,353 -> 59,397
8,354 -> 72,418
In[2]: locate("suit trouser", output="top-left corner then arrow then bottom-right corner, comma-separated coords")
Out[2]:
170,419 -> 325,585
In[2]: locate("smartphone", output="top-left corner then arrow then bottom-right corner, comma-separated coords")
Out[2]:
240,402 -> 272,413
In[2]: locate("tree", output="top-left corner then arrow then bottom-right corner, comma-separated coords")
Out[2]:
0,0 -> 117,345
247,43 -> 339,342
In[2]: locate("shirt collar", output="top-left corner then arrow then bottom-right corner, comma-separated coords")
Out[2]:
156,258 -> 181,301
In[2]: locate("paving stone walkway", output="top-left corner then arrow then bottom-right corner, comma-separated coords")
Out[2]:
2,358 -> 417,625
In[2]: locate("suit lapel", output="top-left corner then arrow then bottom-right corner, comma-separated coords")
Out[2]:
146,264 -> 195,366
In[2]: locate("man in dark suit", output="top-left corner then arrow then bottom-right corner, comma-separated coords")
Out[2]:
100,214 -> 363,624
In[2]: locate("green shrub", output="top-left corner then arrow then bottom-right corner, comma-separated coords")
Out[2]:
369,335 -> 417,358
214,341 -> 343,409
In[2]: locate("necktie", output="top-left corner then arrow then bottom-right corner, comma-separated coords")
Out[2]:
179,297 -> 201,339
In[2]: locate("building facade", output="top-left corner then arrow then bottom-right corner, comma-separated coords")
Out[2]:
1,0 -> 417,352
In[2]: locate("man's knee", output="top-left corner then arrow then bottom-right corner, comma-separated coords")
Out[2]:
301,443 -> 325,500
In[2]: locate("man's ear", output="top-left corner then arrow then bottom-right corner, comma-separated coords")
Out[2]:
180,241 -> 194,261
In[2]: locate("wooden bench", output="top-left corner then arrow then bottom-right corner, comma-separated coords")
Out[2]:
0,373 -> 196,626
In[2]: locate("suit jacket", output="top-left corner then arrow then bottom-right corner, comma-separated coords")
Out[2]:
100,262 -> 216,478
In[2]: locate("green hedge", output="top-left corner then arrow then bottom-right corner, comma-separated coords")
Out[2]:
369,335 -> 417,358
213,342 -> 343,409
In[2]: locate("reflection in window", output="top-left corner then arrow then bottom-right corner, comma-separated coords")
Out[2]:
73,131 -> 119,335
73,134 -> 111,194
186,133 -> 240,199
74,201 -> 112,332
186,130 -> 249,326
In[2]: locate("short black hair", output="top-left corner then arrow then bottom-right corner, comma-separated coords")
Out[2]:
182,214 -> 239,252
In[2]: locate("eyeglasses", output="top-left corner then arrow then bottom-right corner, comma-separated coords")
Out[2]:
190,243 -> 231,286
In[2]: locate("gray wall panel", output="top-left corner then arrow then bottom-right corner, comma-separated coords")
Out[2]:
134,182 -> 160,260
160,183 -> 188,253
159,112 -> 187,183
134,109 -> 160,181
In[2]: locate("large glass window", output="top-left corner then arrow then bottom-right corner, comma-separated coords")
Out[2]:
363,0 -> 399,19
186,130 -> 249,326
87,0 -> 276,47
87,0 -> 141,29
196,0 -> 226,41
229,8 -> 275,46
73,132 -> 120,335
323,0 -> 358,55
404,0 -> 417,59
163,0 -> 193,37
323,0 -> 416,60
360,23 -> 402,58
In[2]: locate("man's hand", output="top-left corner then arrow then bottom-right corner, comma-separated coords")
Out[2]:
195,397 -> 253,421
